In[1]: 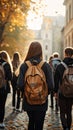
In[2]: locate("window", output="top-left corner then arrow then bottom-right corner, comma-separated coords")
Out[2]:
69,4 -> 71,20
68,36 -> 70,46
65,39 -> 67,47
45,45 -> 48,50
66,9 -> 68,24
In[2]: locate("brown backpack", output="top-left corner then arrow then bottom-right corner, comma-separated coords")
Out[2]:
60,62 -> 73,97
24,61 -> 48,105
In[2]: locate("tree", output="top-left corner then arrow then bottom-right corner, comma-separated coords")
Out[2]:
0,0 -> 30,44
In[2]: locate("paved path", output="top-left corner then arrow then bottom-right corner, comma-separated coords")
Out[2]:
1,93 -> 73,130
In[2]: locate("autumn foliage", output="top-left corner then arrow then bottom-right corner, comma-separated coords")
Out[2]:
0,0 -> 36,58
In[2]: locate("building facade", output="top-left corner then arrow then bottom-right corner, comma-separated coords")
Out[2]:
34,16 -> 65,61
41,17 -> 53,61
34,17 -> 53,61
64,0 -> 73,48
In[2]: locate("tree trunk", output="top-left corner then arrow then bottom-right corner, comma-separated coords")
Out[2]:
0,24 -> 5,44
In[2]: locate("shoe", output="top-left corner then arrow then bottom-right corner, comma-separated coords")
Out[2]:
0,122 -> 5,128
49,105 -> 53,109
15,109 -> 21,113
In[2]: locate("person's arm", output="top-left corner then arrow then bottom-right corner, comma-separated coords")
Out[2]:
42,63 -> 54,94
54,66 -> 61,99
4,63 -> 12,81
17,63 -> 28,91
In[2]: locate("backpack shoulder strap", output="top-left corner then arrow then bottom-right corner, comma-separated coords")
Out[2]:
2,62 -> 7,67
38,61 -> 45,68
61,62 -> 68,69
61,62 -> 69,78
25,61 -> 32,68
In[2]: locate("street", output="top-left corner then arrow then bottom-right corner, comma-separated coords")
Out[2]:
2,93 -> 73,130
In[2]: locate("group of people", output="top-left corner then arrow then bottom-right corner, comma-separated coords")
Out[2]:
49,47 -> 73,130
49,52 -> 61,113
0,50 -> 22,128
0,41 -> 73,130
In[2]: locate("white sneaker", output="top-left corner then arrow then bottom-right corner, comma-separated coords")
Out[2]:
0,122 -> 5,128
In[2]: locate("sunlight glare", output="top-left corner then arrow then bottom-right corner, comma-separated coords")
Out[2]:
27,11 -> 43,30
27,0 -> 65,30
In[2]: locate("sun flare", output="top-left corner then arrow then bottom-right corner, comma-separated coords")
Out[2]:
27,0 -> 65,30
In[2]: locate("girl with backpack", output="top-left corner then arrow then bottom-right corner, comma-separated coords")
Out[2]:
17,41 -> 54,130
0,50 -> 12,128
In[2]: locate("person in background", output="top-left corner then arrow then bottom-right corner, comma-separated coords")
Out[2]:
11,52 -> 22,112
17,41 -> 54,130
0,50 -> 12,128
54,47 -> 73,130
53,52 -> 61,113
49,55 -> 54,109
49,55 -> 53,68
52,52 -> 61,75
51,52 -> 61,113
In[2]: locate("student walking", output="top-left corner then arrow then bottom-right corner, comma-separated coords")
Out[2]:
49,52 -> 61,113
17,41 -> 54,130
11,52 -> 22,112
49,55 -> 54,109
54,47 -> 73,130
52,52 -> 61,113
0,50 -> 12,128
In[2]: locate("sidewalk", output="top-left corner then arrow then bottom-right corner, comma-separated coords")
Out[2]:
2,93 -> 73,130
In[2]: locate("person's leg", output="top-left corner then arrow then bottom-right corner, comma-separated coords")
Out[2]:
50,91 -> 54,108
34,110 -> 46,130
66,98 -> 72,130
16,90 -> 21,110
0,93 -> 7,123
12,87 -> 16,109
55,98 -> 59,113
59,97 -> 68,129
27,111 -> 35,130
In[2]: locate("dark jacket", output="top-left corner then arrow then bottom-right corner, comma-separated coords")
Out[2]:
54,57 -> 73,97
17,58 -> 54,111
0,59 -> 12,93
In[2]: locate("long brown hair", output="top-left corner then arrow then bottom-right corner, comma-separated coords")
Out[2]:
25,41 -> 43,61
12,52 -> 21,62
